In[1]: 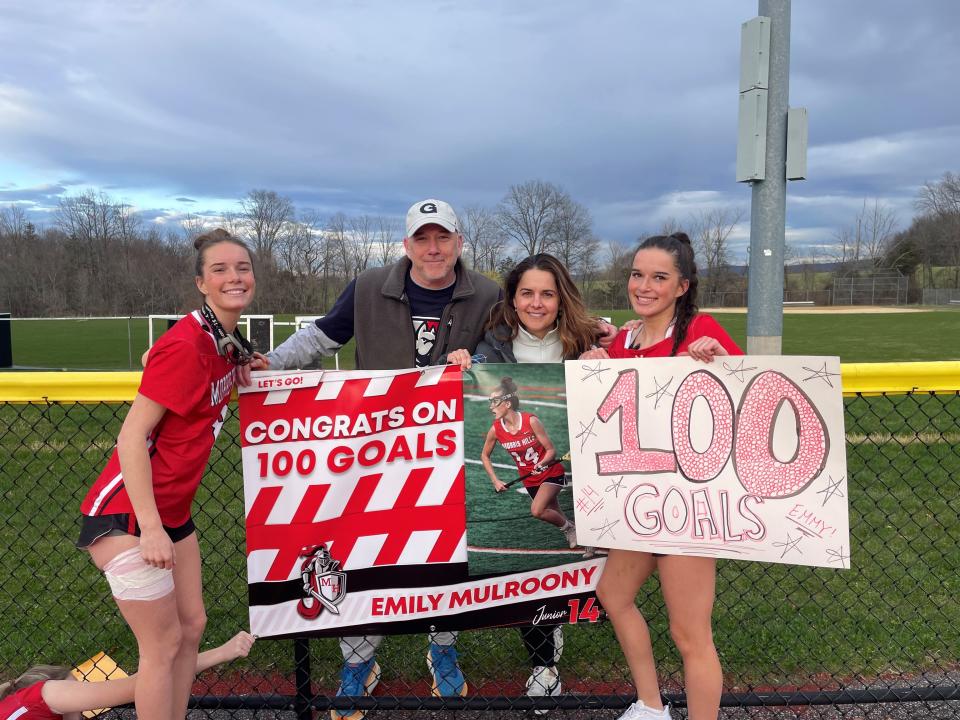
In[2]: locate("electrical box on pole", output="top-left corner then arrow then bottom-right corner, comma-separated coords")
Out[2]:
737,90 -> 768,181
786,106 -> 808,180
737,16 -> 771,182
739,16 -> 770,92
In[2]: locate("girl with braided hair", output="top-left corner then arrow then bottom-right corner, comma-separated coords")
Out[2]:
580,232 -> 742,720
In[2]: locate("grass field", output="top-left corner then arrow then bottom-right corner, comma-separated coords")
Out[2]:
2,310 -> 959,691
1,384 -> 957,690
7,308 -> 960,369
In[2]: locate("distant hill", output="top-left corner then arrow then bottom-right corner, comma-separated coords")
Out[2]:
705,260 -> 860,277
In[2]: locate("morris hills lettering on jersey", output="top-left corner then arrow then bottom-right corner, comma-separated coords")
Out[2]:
210,367 -> 237,406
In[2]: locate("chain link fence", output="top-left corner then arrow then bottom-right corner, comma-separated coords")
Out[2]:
1,372 -> 958,718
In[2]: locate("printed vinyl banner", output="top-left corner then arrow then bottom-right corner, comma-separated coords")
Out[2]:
239,366 -> 600,639
564,356 -> 850,569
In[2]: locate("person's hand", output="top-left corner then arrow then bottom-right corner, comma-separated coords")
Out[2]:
620,318 -> 643,332
236,353 -> 270,386
681,336 -> 730,363
446,348 -> 473,370
223,631 -> 256,661
580,347 -> 610,360
139,527 -> 175,569
596,320 -> 618,349
492,479 -> 507,493
533,463 -> 549,474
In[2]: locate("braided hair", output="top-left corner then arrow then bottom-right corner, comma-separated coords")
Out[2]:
636,232 -> 699,356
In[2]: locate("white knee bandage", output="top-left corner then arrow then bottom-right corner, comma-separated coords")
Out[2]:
103,546 -> 174,601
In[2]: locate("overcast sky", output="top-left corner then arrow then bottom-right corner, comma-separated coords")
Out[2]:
1,0 -> 958,259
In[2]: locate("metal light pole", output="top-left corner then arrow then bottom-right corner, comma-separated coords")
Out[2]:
745,0 -> 791,354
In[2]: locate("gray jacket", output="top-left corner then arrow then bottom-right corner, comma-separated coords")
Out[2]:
268,257 -> 500,371
474,325 -> 518,363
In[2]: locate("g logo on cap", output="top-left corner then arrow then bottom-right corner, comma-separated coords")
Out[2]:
420,202 -> 438,214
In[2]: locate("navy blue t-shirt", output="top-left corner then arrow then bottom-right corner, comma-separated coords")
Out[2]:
315,272 -> 455,367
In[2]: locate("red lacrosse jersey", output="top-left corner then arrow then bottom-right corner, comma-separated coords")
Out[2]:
80,311 -> 237,527
0,682 -> 61,720
607,313 -> 743,359
493,411 -> 566,488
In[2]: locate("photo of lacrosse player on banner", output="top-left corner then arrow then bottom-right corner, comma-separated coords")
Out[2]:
464,363 -> 596,576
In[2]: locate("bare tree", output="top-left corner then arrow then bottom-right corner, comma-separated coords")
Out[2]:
833,199 -> 898,268
576,235 -> 603,307
552,194 -> 594,273
347,215 -> 375,275
657,217 -> 684,237
55,190 -> 118,262
915,172 -> 960,285
0,204 -> 30,240
373,216 -> 400,267
497,180 -> 567,256
917,171 -> 960,218
327,213 -> 353,285
0,205 -> 35,314
114,203 -> 143,247
239,189 -> 294,267
460,205 -> 503,272
859,199 -> 898,263
180,213 -> 208,242
689,207 -> 745,297
602,240 -> 635,309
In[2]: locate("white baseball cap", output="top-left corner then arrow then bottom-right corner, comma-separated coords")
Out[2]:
406,199 -> 460,237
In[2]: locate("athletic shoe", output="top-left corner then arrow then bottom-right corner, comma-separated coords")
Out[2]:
582,546 -> 597,559
525,665 -> 561,715
562,521 -> 578,549
331,658 -> 380,720
552,625 -> 564,664
617,700 -> 672,720
427,643 -> 468,697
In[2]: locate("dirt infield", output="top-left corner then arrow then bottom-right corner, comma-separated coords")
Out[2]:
702,305 -> 928,314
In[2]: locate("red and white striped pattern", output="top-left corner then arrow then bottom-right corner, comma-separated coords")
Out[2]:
240,366 -> 467,583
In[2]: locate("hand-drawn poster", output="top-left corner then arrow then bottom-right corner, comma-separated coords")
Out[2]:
564,356 -> 850,568
239,366 -> 600,639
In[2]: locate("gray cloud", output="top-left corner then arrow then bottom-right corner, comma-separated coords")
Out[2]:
0,1 -> 957,257
0,183 -> 71,205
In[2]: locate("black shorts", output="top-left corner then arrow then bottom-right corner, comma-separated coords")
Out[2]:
77,514 -> 196,549
524,476 -> 569,500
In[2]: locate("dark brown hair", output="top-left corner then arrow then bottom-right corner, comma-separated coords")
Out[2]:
494,376 -> 521,410
486,253 -> 598,358
194,228 -> 255,277
636,232 -> 699,356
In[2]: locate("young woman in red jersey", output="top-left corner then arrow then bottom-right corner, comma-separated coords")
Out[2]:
0,632 -> 254,720
480,376 -> 577,547
580,233 -> 742,720
77,229 -> 265,720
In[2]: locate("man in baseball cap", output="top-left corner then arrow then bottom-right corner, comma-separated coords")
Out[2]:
266,200 -> 501,714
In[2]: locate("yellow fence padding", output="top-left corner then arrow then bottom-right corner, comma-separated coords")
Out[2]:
2,362 -> 960,402
0,371 -> 143,402
840,361 -> 960,395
